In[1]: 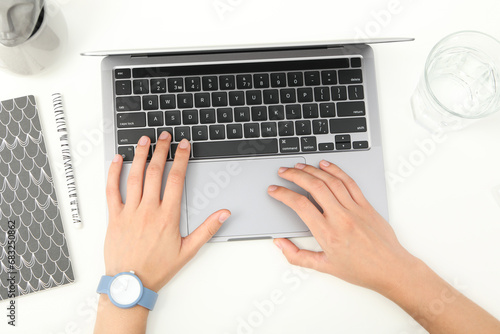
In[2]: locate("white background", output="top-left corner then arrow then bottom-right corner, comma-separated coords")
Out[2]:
1,0 -> 500,333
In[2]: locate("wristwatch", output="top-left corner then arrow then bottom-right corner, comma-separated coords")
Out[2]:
97,271 -> 158,310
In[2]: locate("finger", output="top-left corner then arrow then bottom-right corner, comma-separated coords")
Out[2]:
277,167 -> 342,212
267,185 -> 326,234
181,210 -> 231,259
273,238 -> 326,272
125,136 -> 150,207
106,154 -> 124,216
319,160 -> 368,206
142,131 -> 171,204
162,139 -> 190,214
294,163 -> 356,210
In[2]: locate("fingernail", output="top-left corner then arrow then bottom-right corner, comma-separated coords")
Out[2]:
138,136 -> 149,146
278,167 -> 288,173
179,139 -> 189,149
273,240 -> 282,250
112,154 -> 121,163
159,131 -> 169,140
268,185 -> 278,192
295,163 -> 306,169
320,160 -> 330,167
219,212 -> 230,223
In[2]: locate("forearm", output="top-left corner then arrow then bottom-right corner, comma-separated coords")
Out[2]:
94,295 -> 149,334
383,258 -> 500,334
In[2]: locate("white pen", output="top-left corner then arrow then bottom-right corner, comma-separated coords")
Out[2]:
52,93 -> 82,229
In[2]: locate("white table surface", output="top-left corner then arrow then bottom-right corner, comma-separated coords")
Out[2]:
1,0 -> 500,333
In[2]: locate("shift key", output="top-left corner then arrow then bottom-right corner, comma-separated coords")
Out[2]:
118,128 -> 156,145
330,118 -> 367,133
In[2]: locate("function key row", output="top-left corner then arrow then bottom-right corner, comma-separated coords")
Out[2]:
114,69 -> 363,95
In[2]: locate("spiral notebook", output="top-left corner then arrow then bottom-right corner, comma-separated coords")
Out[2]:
0,95 -> 74,301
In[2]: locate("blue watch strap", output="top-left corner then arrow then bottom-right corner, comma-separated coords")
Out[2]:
97,275 -> 112,294
96,274 -> 158,311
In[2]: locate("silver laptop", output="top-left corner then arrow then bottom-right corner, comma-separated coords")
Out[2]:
84,38 -> 410,241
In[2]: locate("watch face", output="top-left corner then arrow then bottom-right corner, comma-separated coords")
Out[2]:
110,274 -> 142,306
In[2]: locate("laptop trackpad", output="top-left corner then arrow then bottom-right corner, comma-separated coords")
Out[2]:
185,157 -> 309,238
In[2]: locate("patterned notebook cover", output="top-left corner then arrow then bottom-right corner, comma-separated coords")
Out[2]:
0,96 -> 74,301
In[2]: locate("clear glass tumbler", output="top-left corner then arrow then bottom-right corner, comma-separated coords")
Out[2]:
411,31 -> 500,132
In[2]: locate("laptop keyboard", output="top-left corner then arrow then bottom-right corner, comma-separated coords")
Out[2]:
113,57 -> 369,161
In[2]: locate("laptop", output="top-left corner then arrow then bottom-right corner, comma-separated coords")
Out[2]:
83,38 -> 411,241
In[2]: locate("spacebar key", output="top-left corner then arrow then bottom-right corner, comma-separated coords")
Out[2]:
193,139 -> 278,158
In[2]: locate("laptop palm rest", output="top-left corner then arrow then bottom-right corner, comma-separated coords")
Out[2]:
185,157 -> 310,239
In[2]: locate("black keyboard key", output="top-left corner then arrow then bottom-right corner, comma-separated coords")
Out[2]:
280,89 -> 296,103
212,92 -> 228,106
115,68 -> 131,79
174,127 -> 191,141
185,77 -> 201,91
335,135 -> 351,143
348,85 -> 364,100
200,108 -> 216,123
118,128 -> 156,145
330,118 -> 367,133
337,101 -> 366,117
320,103 -> 336,117
209,125 -> 225,140
302,104 -> 319,118
246,90 -> 262,105
192,126 -> 208,141
118,146 -> 134,161
261,122 -> 277,137
160,94 -> 176,109
115,80 -> 132,95
351,58 -> 362,68
269,105 -> 285,120
336,142 -> 351,150
244,123 -> 260,138
288,72 -> 303,86
314,87 -> 331,102
332,86 -> 347,101
148,111 -> 163,126
295,120 -> 312,135
253,73 -> 269,88
271,73 -> 286,87
117,112 -> 146,128
133,79 -> 149,94
202,76 -> 218,91
312,119 -> 328,134
157,127 -> 173,139
229,91 -> 245,106
236,74 -> 253,89
168,78 -> 184,92
297,88 -> 314,102
285,104 -> 301,119
278,121 -> 294,136
220,75 -> 235,90
234,107 -> 250,122
301,137 -> 317,152
227,124 -> 243,139
251,106 -> 267,121
170,143 -> 179,159
183,109 -> 199,124
279,137 -> 300,153
263,89 -> 280,104
321,70 -> 337,85
339,69 -> 363,84
353,141 -> 369,149
143,95 -> 158,110
193,139 -> 278,158
217,108 -> 233,123
116,96 -> 141,111
304,71 -> 321,86
151,79 -> 167,93
195,93 -> 211,108
178,94 -> 194,109
165,110 -> 181,125
319,142 -> 334,151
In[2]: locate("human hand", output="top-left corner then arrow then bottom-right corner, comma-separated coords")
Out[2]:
104,132 -> 230,292
268,160 -> 417,295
